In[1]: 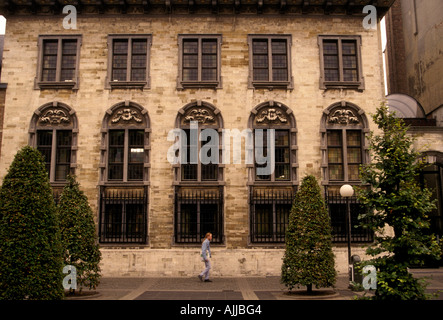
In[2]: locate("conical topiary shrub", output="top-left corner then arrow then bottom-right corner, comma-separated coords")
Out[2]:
57,175 -> 101,293
281,175 -> 336,293
0,146 -> 64,299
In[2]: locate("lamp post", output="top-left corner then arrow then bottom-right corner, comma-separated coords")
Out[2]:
340,184 -> 354,284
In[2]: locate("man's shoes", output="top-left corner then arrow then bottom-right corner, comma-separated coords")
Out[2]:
198,275 -> 203,282
204,279 -> 212,282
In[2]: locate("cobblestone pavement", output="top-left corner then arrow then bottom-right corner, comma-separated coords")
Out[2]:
65,268 -> 443,301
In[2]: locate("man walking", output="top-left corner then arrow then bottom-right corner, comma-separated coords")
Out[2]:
198,233 -> 212,282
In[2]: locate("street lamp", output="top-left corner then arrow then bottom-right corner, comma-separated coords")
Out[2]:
340,184 -> 354,284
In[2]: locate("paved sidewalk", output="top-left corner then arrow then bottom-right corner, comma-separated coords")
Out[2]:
66,268 -> 443,300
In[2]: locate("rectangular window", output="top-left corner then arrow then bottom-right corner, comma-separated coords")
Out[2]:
326,192 -> 374,243
250,188 -> 294,243
99,188 -> 148,244
36,35 -> 81,90
108,129 -> 145,182
174,188 -> 223,244
255,129 -> 290,181
319,36 -> 364,90
106,35 -> 151,89
178,35 -> 222,89
327,130 -> 362,182
37,130 -> 72,182
248,35 -> 293,89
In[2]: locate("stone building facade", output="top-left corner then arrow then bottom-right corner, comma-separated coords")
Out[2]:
0,0 -> 397,276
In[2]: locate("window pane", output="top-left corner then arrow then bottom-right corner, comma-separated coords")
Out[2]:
61,39 -> 77,81
343,55 -> 357,69
253,69 -> 269,81
108,130 -> 124,181
179,204 -> 198,237
324,55 -> 339,69
202,69 -> 217,81
202,164 -> 217,181
202,40 -> 217,54
182,164 -> 197,180
128,164 -> 143,180
132,39 -> 147,54
104,204 -> 123,238
128,130 -> 144,181
112,40 -> 128,81
327,131 -> 342,146
55,131 -> 72,181
347,148 -> 362,164
343,69 -> 358,82
42,40 -> 58,82
183,69 -> 198,81
275,130 -> 289,146
183,55 -> 198,68
37,130 -> 53,175
271,39 -> 286,54
275,164 -> 290,180
253,39 -> 268,54
325,69 -> 339,82
200,204 -> 217,238
272,69 -> 288,81
348,165 -> 360,181
323,40 -> 338,54
328,148 -> 343,163
253,55 -> 268,68
183,39 -> 198,54
329,165 -> 344,181
346,131 -> 361,147
342,41 -> 356,55
126,204 -> 144,237
113,40 -> 129,54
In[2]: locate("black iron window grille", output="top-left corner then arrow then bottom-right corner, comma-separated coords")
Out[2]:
99,187 -> 148,244
325,192 -> 373,243
174,187 -> 224,244
250,188 -> 294,243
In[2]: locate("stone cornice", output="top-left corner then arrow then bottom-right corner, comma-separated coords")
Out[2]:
0,0 -> 395,16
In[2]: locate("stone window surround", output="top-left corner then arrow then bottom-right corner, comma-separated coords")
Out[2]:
318,35 -> 365,91
105,34 -> 152,90
247,34 -> 294,90
172,100 -> 224,186
28,101 -> 79,186
34,34 -> 82,91
99,100 -> 151,186
247,100 -> 298,186
177,34 -> 223,90
320,101 -> 370,187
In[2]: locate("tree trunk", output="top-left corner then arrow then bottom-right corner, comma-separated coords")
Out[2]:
307,284 -> 312,294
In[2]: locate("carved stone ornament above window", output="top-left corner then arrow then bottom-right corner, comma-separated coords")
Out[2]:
183,108 -> 216,124
328,109 -> 360,125
38,109 -> 71,125
111,108 -> 143,124
256,108 -> 288,124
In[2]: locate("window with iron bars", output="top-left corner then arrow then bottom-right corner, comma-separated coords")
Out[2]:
99,187 -> 148,244
249,188 -> 294,244
325,192 -> 373,243
174,187 -> 224,244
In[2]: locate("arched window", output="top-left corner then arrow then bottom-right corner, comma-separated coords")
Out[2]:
98,101 -> 150,244
248,101 -> 297,244
173,100 -> 224,244
100,100 -> 150,184
321,101 -> 373,243
320,101 -> 369,187
173,100 -> 224,183
248,100 -> 297,183
29,101 -> 78,184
